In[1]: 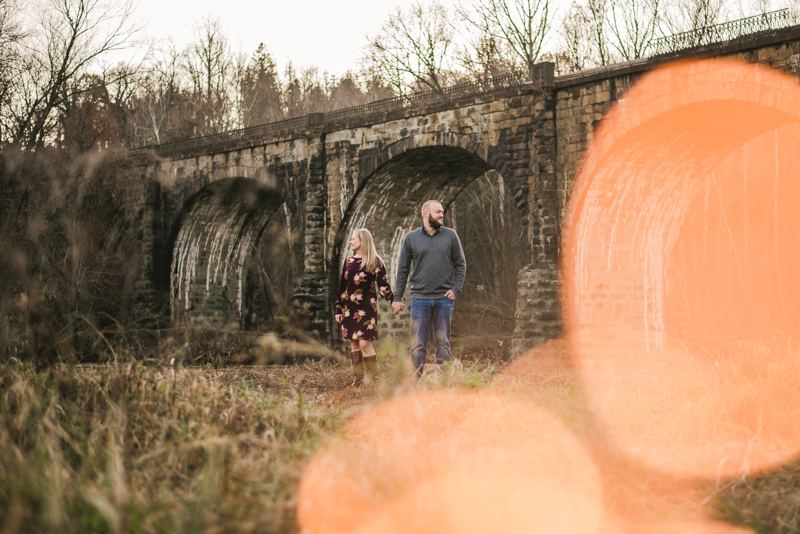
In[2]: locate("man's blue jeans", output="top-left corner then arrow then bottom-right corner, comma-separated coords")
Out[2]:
410,298 -> 454,375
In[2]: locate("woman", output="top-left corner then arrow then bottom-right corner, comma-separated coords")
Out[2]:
335,228 -> 394,386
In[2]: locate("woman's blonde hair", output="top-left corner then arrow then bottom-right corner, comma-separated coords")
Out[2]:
353,228 -> 383,273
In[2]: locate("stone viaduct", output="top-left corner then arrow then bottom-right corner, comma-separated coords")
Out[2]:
127,21 -> 800,356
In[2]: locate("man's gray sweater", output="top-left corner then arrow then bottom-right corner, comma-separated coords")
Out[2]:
394,225 -> 466,301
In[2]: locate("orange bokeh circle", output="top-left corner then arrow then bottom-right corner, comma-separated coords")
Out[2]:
298,390 -> 602,534
564,58 -> 800,478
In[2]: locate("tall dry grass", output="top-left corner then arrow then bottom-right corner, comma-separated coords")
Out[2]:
0,340 -> 508,534
0,359 -> 342,534
1,324 -> 798,533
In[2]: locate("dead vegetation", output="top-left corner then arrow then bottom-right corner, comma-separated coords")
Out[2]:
716,463 -> 800,533
0,359 -> 340,534
0,334 -> 511,534
1,335 -> 798,533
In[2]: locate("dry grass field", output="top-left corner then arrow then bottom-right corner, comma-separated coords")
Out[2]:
0,337 -> 798,533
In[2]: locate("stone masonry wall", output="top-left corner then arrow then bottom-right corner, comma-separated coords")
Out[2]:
509,86 -> 561,355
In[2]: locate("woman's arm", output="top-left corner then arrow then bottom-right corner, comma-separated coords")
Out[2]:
376,262 -> 394,303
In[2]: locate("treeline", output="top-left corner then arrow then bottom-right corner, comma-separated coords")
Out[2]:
365,0 -> 798,95
120,30 -> 396,148
1,0 -> 796,155
0,1 -> 394,152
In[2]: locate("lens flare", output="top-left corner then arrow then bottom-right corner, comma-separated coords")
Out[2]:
564,58 -> 800,478
297,390 -> 602,534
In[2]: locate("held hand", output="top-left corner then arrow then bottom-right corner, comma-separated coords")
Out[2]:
444,290 -> 456,300
335,314 -> 343,323
391,302 -> 404,314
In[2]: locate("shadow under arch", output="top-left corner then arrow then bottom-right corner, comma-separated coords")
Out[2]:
332,144 -> 522,342
352,131 -> 530,227
169,177 -> 294,329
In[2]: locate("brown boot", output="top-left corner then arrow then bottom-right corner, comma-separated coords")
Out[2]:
351,350 -> 364,386
363,355 -> 379,382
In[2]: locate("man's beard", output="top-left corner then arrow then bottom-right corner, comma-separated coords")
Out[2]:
429,218 -> 443,230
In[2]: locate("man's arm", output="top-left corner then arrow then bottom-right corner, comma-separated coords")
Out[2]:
450,231 -> 466,297
393,234 -> 412,303
392,236 -> 412,313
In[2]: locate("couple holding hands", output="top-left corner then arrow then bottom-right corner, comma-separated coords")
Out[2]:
334,200 -> 467,385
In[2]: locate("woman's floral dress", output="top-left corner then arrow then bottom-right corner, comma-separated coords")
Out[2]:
335,256 -> 394,341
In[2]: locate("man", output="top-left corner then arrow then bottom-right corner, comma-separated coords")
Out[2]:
392,200 -> 466,376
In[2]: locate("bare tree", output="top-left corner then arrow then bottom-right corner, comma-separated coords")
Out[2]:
566,0 -> 660,65
364,0 -> 455,95
186,17 -> 230,102
727,0 -> 799,23
0,0 -> 22,56
557,1 -> 596,73
556,0 -> 749,73
456,32 -> 510,82
113,43 -> 186,147
660,0 -> 726,47
459,0 -> 552,81
184,16 -> 239,135
607,0 -> 663,60
3,0 -> 139,150
750,0 -> 774,14
59,74 -> 123,152
357,65 -> 397,102
0,0 -> 24,141
127,45 -> 193,146
585,0 -> 614,65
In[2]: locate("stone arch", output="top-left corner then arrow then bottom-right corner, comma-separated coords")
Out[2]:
564,58 -> 800,349
354,131 -> 530,226
169,177 -> 293,329
333,143 -> 524,340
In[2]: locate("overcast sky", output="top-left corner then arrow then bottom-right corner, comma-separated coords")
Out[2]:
124,0 -> 767,78
132,0 -> 456,76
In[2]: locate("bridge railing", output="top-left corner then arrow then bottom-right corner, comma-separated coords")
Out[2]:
650,8 -> 797,56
